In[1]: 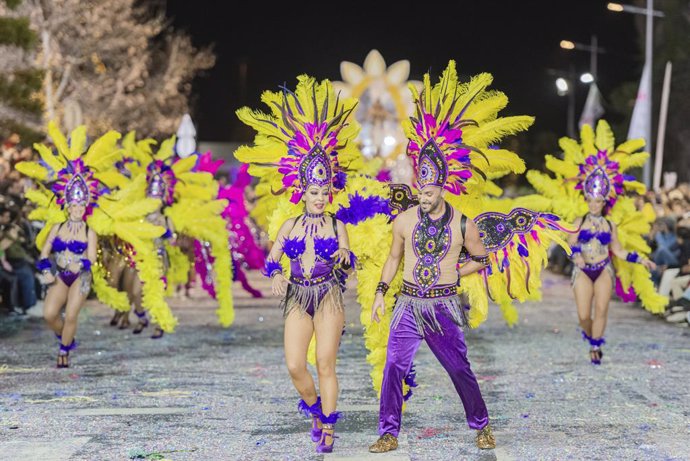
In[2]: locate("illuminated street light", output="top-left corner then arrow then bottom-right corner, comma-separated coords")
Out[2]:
560,40 -> 575,50
580,72 -> 594,83
556,78 -> 569,95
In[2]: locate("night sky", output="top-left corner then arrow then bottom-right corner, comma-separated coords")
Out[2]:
165,0 -> 642,151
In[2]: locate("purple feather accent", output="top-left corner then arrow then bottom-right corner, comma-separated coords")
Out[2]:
517,243 -> 529,257
80,259 -> 91,271
578,229 -> 594,242
581,330 -> 592,342
52,237 -> 88,254
314,237 -> 339,260
319,411 -> 343,425
626,251 -> 640,263
36,258 -> 52,271
262,260 -> 282,277
589,336 -> 606,347
298,396 -> 322,417
59,339 -> 78,352
333,171 -> 347,189
597,232 -> 611,245
282,236 -> 306,259
334,193 -> 391,225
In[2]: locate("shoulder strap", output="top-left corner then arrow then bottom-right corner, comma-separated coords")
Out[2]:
605,218 -> 613,232
331,214 -> 339,240
289,215 -> 301,234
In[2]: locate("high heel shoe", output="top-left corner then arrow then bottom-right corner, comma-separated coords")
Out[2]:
56,339 -> 78,368
315,411 -> 341,453
109,311 -> 123,326
132,310 -> 148,334
588,336 -> 605,365
298,396 -> 322,442
150,327 -> 164,339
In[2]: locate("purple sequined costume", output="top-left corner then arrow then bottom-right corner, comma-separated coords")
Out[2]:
280,222 -> 347,318
571,216 -> 615,285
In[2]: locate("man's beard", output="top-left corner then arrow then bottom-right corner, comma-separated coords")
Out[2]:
420,197 -> 443,214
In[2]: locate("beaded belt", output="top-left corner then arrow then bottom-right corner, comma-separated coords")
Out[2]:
401,281 -> 457,298
583,257 -> 610,271
290,272 -> 335,287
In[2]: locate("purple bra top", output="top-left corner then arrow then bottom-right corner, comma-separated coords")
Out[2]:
578,229 -> 611,245
52,237 -> 88,254
283,236 -> 339,261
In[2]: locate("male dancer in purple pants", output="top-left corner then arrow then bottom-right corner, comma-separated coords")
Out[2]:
368,64 -> 496,453
368,183 -> 495,452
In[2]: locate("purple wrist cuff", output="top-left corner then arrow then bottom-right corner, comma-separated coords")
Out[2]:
81,259 -> 92,271
626,251 -> 640,263
36,258 -> 51,271
262,260 -> 282,278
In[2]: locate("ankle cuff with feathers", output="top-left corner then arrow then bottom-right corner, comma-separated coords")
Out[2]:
319,411 -> 342,425
298,396 -> 322,417
589,336 -> 606,347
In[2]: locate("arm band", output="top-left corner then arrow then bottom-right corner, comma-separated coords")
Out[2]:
626,251 -> 640,263
376,281 -> 389,296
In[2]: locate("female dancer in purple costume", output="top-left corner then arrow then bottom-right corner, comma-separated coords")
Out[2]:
39,203 -> 96,368
570,195 -> 654,364
266,182 -> 353,453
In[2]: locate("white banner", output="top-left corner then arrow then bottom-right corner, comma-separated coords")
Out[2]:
627,62 -> 651,142
578,83 -> 605,129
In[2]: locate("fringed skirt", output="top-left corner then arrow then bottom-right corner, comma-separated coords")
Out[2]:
281,272 -> 345,318
391,282 -> 469,336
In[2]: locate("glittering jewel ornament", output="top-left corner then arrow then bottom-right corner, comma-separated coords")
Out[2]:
51,157 -> 102,217
575,149 -> 633,208
415,140 -> 449,190
146,160 -> 177,205
301,211 -> 326,237
299,146 -> 332,192
412,205 -> 453,295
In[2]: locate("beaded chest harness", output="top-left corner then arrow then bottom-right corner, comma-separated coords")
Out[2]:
411,204 -> 453,295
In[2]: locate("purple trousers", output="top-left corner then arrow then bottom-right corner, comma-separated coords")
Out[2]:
378,305 -> 489,436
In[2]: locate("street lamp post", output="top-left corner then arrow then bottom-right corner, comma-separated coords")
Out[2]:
607,1 -> 665,187
560,36 -> 605,80
551,65 -> 583,138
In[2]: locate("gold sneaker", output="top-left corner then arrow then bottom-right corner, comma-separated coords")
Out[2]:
368,433 -> 398,453
476,425 -> 496,449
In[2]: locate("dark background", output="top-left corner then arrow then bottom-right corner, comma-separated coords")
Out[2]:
165,1 -> 638,137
